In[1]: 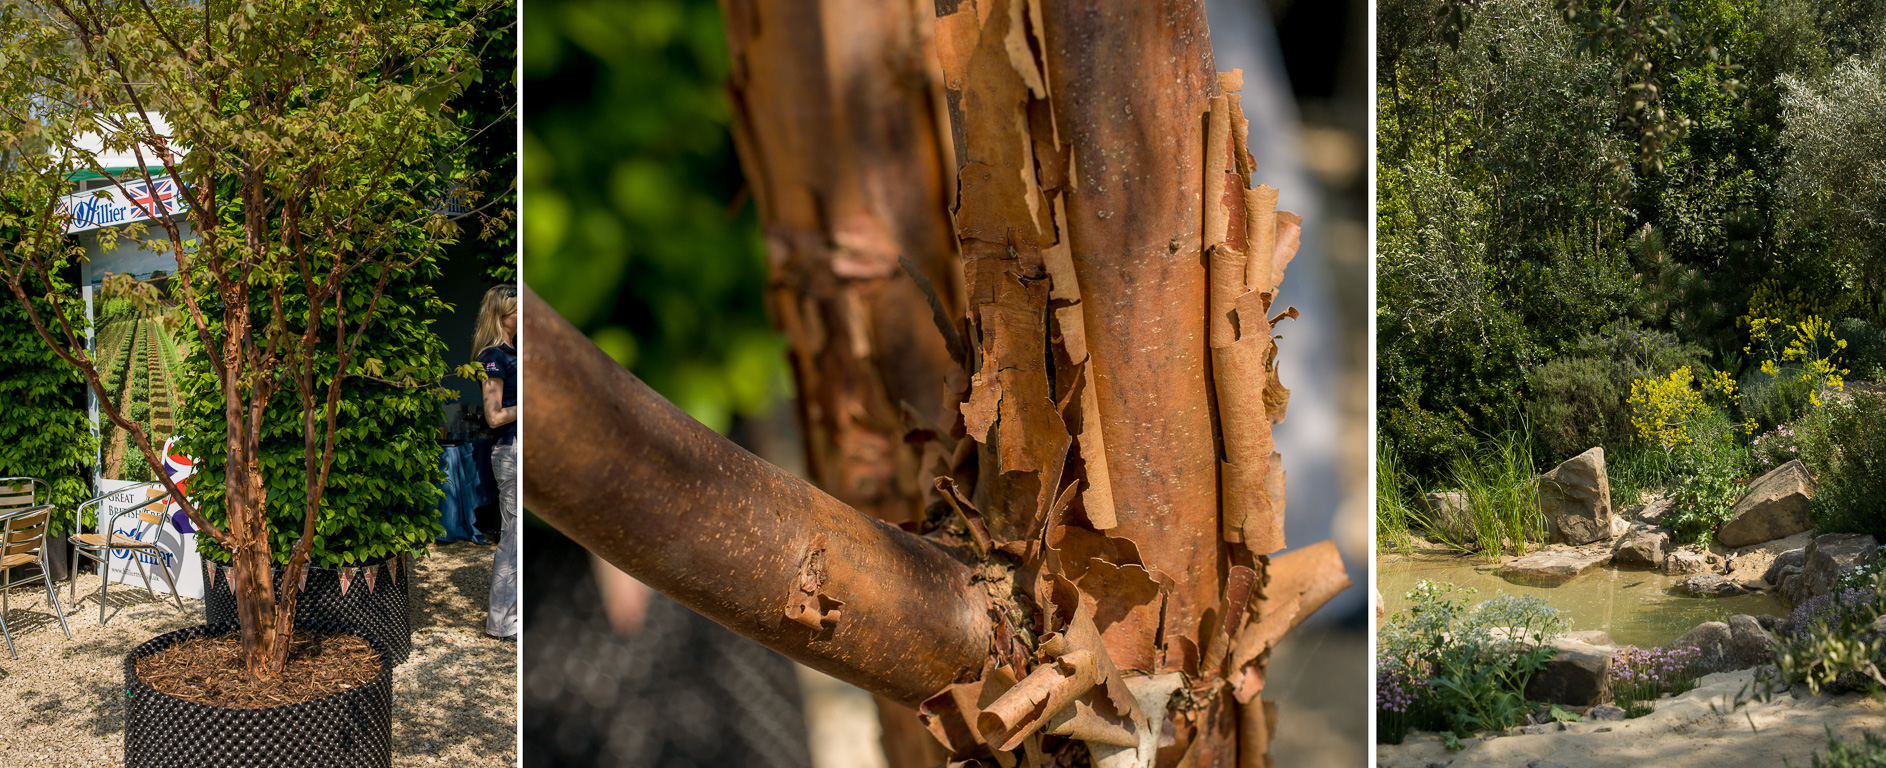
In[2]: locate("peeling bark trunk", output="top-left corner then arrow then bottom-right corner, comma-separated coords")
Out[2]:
525,2 -> 1350,767
720,1 -> 966,763
722,0 -> 962,529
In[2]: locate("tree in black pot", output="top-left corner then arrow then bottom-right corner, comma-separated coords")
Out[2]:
0,0 -> 510,759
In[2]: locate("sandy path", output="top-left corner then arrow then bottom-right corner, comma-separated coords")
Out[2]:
1380,668 -> 1885,767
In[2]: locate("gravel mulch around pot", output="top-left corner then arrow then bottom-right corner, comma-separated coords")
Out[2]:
0,541 -> 516,767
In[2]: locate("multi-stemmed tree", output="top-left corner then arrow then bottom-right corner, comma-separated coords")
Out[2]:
0,0 -> 508,679
524,1 -> 1350,766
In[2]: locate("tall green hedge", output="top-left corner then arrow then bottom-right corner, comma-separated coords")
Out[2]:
0,268 -> 97,535
174,255 -> 451,569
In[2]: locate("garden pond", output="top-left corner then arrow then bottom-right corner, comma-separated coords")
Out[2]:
1380,550 -> 1787,647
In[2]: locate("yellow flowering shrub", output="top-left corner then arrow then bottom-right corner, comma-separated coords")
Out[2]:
1747,312 -> 1849,408
1630,367 -> 1710,449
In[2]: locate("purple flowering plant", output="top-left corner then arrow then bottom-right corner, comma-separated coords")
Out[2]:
1377,580 -> 1567,744
1609,645 -> 1703,716
1777,569 -> 1886,694
1751,422 -> 1801,470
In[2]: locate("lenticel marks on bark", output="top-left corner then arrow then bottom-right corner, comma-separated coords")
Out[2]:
134,629 -> 383,708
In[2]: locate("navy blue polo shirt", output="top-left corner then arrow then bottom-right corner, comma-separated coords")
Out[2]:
478,343 -> 517,445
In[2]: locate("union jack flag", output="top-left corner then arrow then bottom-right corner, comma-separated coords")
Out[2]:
125,178 -> 185,220
161,437 -> 197,533
53,198 -> 72,223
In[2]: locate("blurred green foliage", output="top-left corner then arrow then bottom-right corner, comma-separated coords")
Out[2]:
522,0 -> 787,433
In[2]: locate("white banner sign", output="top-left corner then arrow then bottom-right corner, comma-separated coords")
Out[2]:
57,178 -> 189,235
97,443 -> 202,599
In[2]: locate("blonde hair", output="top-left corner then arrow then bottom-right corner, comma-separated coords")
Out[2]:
473,284 -> 518,359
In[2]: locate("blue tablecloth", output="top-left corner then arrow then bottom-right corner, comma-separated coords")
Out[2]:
436,440 -> 494,543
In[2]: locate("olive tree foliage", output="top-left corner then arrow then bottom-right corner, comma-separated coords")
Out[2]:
1378,0 -> 1886,481
1781,52 -> 1886,314
0,0 -> 509,678
1378,0 -> 1639,476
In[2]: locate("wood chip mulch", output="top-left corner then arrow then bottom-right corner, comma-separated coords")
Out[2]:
134,629 -> 383,708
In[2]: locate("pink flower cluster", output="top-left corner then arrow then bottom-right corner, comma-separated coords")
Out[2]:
1378,664 -> 1431,715
1611,644 -> 1702,707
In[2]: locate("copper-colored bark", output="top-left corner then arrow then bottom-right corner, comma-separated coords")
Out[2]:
519,288 -> 993,706
527,1 -> 1351,765
722,0 -> 961,528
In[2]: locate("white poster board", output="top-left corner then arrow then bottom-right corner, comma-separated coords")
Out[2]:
97,468 -> 202,600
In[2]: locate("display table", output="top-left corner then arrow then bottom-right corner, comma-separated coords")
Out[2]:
435,440 -> 494,543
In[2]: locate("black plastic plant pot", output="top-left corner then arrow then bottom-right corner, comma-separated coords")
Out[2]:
124,619 -> 394,768
202,554 -> 412,665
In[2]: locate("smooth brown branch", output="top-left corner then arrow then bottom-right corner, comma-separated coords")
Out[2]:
520,287 -> 995,707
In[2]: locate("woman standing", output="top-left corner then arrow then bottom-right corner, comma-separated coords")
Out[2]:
474,284 -> 519,640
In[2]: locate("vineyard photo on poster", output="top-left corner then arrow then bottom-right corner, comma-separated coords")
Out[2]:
94,274 -> 186,484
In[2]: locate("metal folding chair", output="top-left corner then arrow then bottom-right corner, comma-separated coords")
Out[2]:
71,482 -> 186,624
0,496 -> 74,658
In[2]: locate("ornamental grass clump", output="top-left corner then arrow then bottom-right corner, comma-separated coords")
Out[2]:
1378,580 -> 1568,744
1609,645 -> 1703,717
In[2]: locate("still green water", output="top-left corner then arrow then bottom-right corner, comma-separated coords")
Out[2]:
1379,552 -> 1788,648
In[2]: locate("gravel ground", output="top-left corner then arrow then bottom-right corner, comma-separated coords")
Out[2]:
0,541 -> 516,767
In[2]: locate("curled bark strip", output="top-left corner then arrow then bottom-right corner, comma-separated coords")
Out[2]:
1051,331 -> 1118,531
1084,672 -> 1185,768
980,649 -> 1098,750
1204,86 -> 1283,554
1229,541 -> 1351,703
520,288 -> 993,706
937,476 -> 996,555
1245,186 -> 1280,295
1035,601 -> 1142,748
919,659 -> 1010,758
1199,565 -> 1257,676
1267,211 -> 1302,299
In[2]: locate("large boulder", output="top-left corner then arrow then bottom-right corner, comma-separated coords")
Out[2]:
1665,621 -> 1733,674
1632,497 -> 1674,526
1664,549 -> 1709,575
1726,614 -> 1775,669
1716,460 -> 1816,547
1540,447 -> 1613,545
1614,527 -> 1670,567
1499,547 -> 1614,586
1784,534 -> 1880,605
1524,638 -> 1614,706
1761,548 -> 1807,587
1679,573 -> 1744,597
1664,616 -> 1777,673
1419,491 -> 1474,541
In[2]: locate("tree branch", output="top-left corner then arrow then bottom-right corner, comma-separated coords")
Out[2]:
520,287 -> 993,706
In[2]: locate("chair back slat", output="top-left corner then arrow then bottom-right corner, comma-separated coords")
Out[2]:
0,482 -> 35,512
2,506 -> 51,558
137,511 -> 165,526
